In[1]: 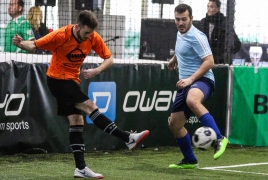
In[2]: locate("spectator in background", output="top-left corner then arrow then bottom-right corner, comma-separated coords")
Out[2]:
27,6 -> 48,40
200,0 -> 241,64
27,6 -> 49,54
5,0 -> 34,53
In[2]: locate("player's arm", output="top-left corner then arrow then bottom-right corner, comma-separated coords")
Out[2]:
13,34 -> 36,53
189,54 -> 214,82
83,56 -> 114,79
96,55 -> 114,73
167,55 -> 178,70
177,55 -> 214,89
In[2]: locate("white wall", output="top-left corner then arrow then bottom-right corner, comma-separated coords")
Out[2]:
235,0 -> 268,43
147,0 -> 227,20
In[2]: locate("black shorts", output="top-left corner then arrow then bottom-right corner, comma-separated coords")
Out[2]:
47,76 -> 89,116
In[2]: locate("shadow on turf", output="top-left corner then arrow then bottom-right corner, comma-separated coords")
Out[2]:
118,161 -> 201,178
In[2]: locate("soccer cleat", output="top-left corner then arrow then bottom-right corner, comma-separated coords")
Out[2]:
74,166 -> 104,179
169,159 -> 199,169
126,130 -> 150,150
214,136 -> 228,160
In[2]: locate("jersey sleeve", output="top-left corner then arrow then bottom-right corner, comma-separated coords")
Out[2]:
35,27 -> 65,51
91,32 -> 111,59
193,32 -> 212,59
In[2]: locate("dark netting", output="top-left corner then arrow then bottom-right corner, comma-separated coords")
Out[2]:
0,0 -> 266,65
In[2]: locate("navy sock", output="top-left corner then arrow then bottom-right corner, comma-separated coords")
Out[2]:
175,133 -> 197,163
199,113 -> 222,139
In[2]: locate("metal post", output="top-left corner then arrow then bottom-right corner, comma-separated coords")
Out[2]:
226,0 -> 235,64
44,5 -> 48,35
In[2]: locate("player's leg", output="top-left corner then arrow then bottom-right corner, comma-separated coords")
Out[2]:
186,88 -> 222,135
195,108 -> 228,155
68,114 -> 103,179
168,111 -> 199,169
46,77 -> 103,178
75,99 -> 149,150
168,88 -> 198,169
186,78 -> 228,160
48,77 -> 149,151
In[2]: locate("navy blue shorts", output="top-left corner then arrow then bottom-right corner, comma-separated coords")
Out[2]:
171,77 -> 215,119
47,76 -> 89,116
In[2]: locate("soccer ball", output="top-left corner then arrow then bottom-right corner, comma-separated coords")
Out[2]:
192,126 -> 217,150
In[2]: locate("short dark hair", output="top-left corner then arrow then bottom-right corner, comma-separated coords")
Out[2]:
76,10 -> 98,29
17,0 -> 24,7
17,0 -> 24,14
174,4 -> 192,17
209,0 -> 221,8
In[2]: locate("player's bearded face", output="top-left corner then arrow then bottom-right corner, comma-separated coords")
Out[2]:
174,11 -> 193,34
77,26 -> 94,41
77,29 -> 86,41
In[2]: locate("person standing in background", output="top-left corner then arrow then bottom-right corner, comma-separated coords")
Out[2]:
27,6 -> 48,40
200,0 -> 241,64
5,0 -> 34,53
27,6 -> 49,54
167,4 -> 228,169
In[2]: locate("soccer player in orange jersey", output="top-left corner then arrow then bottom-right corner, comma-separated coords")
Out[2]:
13,10 -> 149,179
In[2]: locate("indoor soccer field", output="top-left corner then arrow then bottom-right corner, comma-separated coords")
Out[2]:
0,145 -> 268,180
1,0 -> 268,179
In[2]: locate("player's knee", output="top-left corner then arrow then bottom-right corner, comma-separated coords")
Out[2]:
168,117 -> 184,131
75,101 -> 98,115
186,98 -> 200,111
68,114 -> 84,125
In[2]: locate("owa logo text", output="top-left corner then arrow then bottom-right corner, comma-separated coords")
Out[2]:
86,82 -> 116,124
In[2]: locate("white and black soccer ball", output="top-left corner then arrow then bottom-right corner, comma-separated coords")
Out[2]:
192,126 -> 217,150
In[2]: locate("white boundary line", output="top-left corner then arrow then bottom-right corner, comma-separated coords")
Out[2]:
203,169 -> 268,176
201,162 -> 268,169
200,162 -> 268,176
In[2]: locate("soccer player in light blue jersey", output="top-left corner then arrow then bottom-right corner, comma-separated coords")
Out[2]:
167,4 -> 228,169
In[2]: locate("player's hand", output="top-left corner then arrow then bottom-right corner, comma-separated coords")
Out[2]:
82,68 -> 98,79
12,34 -> 23,47
167,59 -> 178,70
176,78 -> 193,89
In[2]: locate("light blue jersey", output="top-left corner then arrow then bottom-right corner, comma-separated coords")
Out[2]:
175,25 -> 214,82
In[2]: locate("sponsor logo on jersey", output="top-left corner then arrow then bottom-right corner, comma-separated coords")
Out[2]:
66,48 -> 86,62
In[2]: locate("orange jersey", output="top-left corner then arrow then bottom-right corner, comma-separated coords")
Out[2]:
35,24 -> 111,83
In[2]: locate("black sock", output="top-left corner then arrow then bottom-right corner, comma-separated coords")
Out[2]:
90,109 -> 130,142
69,125 -> 86,169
